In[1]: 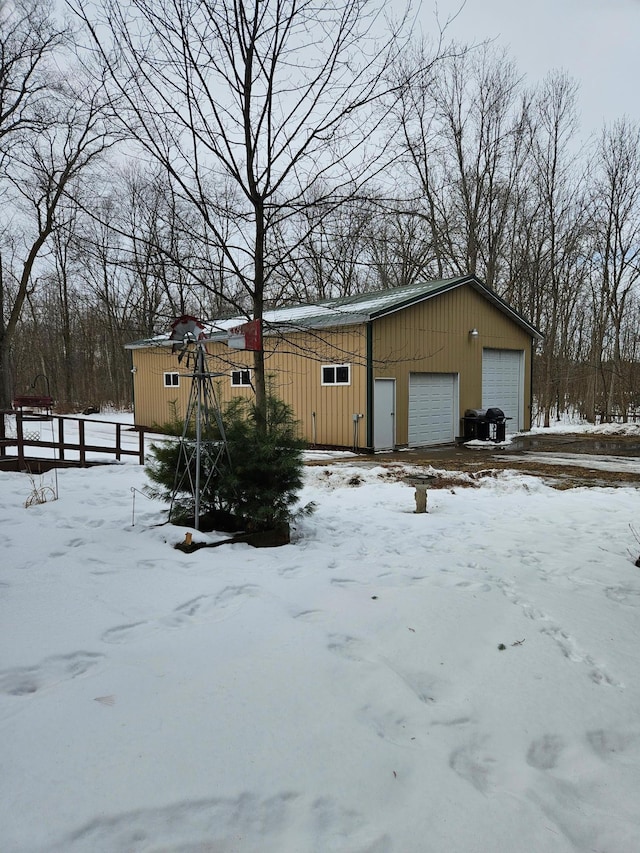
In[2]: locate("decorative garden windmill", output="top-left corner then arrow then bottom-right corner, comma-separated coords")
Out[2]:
168,315 -> 230,530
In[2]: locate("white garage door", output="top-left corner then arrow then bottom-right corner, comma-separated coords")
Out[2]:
408,373 -> 457,446
482,349 -> 523,432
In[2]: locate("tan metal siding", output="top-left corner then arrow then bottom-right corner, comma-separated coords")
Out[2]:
131,327 -> 368,447
260,326 -> 367,446
373,284 -> 533,444
131,346 -> 194,430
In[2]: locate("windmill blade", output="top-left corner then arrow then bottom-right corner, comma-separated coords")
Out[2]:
169,315 -> 206,343
169,315 -> 206,361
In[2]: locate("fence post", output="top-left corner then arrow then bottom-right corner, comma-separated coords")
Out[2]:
79,419 -> 86,466
138,428 -> 145,465
16,411 -> 25,469
58,417 -> 65,461
116,423 -> 121,461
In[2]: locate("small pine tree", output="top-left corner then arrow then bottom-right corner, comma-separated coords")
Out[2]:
145,392 -> 308,533
144,436 -> 233,527
218,394 -> 307,531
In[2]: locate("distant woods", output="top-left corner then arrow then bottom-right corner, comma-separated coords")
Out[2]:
2,0 -> 640,425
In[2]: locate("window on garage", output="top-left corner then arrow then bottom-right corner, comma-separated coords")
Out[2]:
322,364 -> 350,386
231,369 -> 252,387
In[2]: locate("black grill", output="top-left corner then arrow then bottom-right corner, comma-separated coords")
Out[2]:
463,407 -> 507,442
485,407 -> 506,422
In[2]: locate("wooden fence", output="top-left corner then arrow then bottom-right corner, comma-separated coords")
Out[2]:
0,412 -> 148,470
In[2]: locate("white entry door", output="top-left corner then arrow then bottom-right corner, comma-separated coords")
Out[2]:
482,349 -> 524,432
408,373 -> 458,446
374,379 -> 395,450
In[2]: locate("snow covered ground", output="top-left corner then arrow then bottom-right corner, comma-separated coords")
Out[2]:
2,416 -> 640,852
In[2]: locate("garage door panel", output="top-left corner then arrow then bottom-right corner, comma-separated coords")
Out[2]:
408,373 -> 457,446
482,349 -> 523,432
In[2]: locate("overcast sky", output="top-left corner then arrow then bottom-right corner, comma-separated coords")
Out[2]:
424,0 -> 640,137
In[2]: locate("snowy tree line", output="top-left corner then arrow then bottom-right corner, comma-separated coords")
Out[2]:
2,0 -> 640,426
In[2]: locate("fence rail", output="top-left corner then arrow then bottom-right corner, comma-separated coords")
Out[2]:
0,412 -> 147,469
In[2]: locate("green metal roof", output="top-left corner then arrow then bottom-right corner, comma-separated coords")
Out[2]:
125,275 -> 542,347
314,277 -> 466,315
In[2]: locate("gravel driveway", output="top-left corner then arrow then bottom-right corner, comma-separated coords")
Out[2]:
326,432 -> 640,489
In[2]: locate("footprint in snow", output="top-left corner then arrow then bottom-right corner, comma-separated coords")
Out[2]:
0,651 -> 104,696
101,585 -> 260,644
586,729 -> 639,760
526,734 -> 565,770
431,715 -> 472,728
293,609 -> 324,622
101,621 -> 152,644
454,580 -> 493,593
540,625 -> 623,688
327,633 -> 365,662
449,737 -> 496,794
357,704 -> 421,749
604,586 -> 640,607
44,792 -> 392,853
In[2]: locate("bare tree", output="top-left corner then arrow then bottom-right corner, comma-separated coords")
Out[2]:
271,193 -> 380,304
0,0 -> 117,406
0,0 -> 66,160
0,0 -> 67,404
587,119 -> 640,421
523,72 -> 588,426
365,204 -> 437,290
70,0 -> 421,429
393,43 -> 530,289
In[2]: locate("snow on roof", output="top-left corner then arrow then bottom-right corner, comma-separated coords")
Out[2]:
316,278 -> 461,314
125,276 -> 541,348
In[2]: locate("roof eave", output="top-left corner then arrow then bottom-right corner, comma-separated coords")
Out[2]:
125,338 -> 172,350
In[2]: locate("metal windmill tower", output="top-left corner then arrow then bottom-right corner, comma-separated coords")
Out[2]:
168,316 -> 231,530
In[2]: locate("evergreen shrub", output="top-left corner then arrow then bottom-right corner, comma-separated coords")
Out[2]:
145,393 -> 311,533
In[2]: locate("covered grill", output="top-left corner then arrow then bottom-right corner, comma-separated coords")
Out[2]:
463,407 -> 507,442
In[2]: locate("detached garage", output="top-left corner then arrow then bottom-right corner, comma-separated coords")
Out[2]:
127,275 -> 542,450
